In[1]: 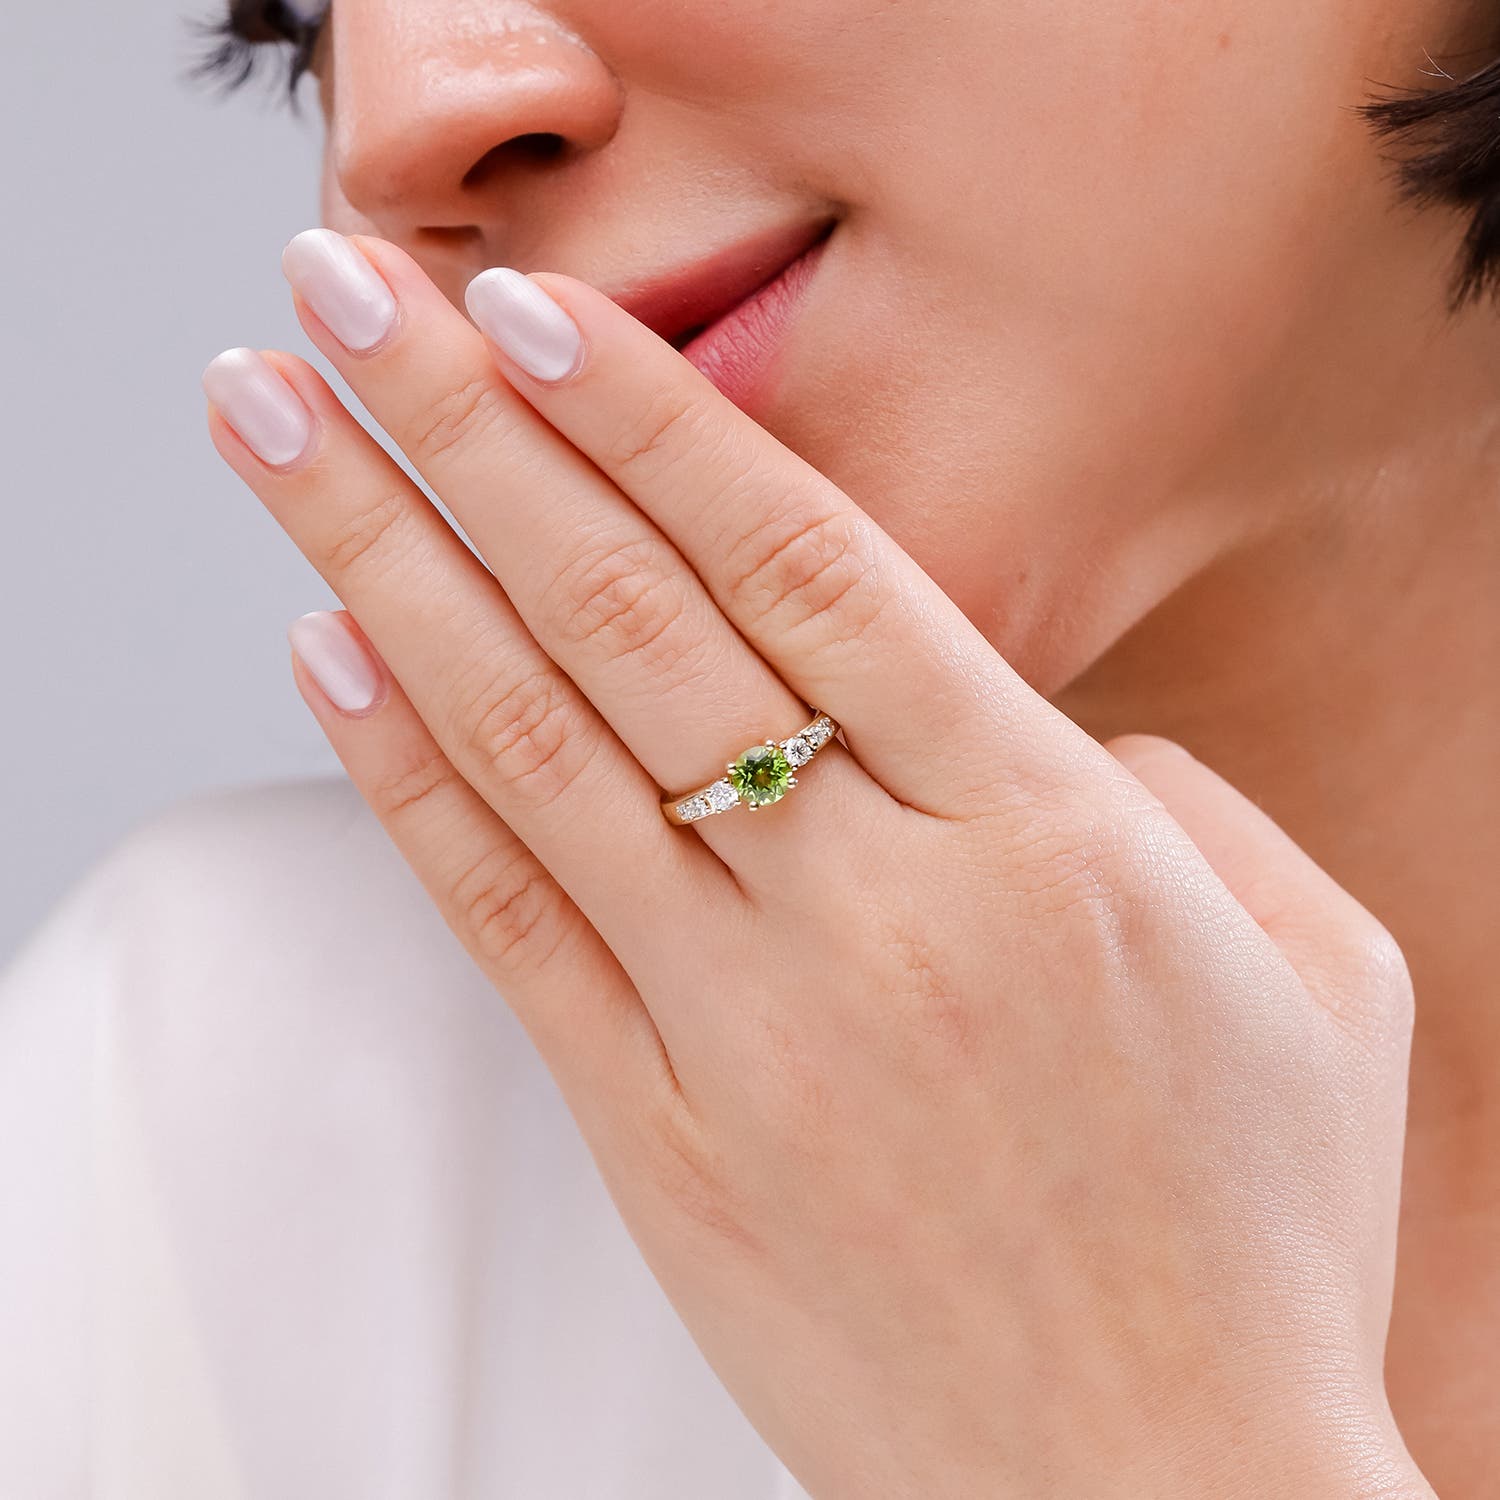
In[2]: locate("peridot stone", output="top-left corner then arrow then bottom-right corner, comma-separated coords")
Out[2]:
728,742 -> 793,807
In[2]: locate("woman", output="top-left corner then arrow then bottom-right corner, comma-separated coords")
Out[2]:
1,0 -> 1493,1494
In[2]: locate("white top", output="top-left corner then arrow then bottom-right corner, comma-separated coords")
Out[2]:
0,778 -> 811,1500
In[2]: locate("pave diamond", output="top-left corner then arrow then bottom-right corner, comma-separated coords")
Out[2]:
803,716 -> 833,750
668,713 -> 836,824
728,742 -> 794,807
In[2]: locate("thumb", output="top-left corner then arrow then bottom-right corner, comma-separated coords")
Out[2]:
1106,734 -> 1411,1043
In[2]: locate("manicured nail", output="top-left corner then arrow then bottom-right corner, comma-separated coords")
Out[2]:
464,268 -> 584,382
281,228 -> 398,354
287,610 -> 384,714
202,348 -> 314,467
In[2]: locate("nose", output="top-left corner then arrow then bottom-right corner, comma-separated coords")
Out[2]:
323,1 -> 622,246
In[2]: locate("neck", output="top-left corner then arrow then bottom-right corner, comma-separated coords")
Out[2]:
1054,338 -> 1500,1474
1056,313 -> 1500,1151
1036,191 -> 1500,1486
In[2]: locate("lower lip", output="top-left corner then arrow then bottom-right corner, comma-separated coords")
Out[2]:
678,229 -> 832,414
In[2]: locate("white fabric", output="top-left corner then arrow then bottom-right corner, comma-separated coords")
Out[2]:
0,778 -> 811,1500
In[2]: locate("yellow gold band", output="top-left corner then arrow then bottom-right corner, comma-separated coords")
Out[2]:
660,710 -> 838,825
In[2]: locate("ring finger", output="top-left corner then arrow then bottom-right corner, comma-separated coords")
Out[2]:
202,344 -> 732,1002
275,228 -> 889,883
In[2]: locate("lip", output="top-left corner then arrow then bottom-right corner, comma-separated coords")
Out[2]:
611,217 -> 836,412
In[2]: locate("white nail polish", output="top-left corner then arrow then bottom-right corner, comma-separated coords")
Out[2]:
288,610 -> 383,713
202,348 -> 314,467
464,268 -> 583,382
281,228 -> 398,354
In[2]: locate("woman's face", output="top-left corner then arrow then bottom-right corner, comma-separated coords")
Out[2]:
309,0 -> 1459,694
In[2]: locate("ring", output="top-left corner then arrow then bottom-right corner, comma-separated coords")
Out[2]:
660,710 -> 840,824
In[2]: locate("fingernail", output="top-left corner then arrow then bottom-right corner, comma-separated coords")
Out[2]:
281,228 -> 398,354
202,348 -> 314,468
288,610 -> 384,713
464,268 -> 584,383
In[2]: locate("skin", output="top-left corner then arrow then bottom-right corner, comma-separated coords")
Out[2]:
208,0 -> 1498,1491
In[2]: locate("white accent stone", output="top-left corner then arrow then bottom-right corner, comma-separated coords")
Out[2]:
674,719 -> 834,824
705,780 -> 740,812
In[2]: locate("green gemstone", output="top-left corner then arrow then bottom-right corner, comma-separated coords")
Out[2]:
727,742 -> 793,807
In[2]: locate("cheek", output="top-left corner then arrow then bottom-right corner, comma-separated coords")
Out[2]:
894,2 -> 1377,406
786,1 -> 1402,688
318,134 -> 349,229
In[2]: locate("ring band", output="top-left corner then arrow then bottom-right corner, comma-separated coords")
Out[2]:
660,710 -> 839,825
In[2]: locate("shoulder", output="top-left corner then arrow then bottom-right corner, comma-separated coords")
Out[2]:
0,782 -> 807,1497
87,773 -> 407,918
0,778 -> 504,1495
3,774 -> 480,1004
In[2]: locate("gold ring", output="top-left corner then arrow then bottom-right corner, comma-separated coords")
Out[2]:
660,710 -> 839,825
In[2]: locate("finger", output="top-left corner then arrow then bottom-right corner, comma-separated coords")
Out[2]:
278,228 -> 886,876
201,345 -> 735,1000
461,261 -> 1077,814
1107,734 -> 1412,1038
284,608 -> 678,1122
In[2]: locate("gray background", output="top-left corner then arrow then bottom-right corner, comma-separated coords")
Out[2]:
2,3 -> 349,960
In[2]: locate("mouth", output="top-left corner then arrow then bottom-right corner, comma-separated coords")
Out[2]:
611,215 -> 837,409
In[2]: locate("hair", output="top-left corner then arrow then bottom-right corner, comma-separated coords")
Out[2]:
187,1 -> 320,110
1361,47 -> 1500,312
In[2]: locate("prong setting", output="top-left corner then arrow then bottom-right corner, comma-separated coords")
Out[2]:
662,712 -> 837,824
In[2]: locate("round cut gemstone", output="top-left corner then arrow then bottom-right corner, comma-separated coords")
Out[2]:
728,742 -> 794,807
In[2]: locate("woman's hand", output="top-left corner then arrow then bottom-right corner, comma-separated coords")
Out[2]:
203,230 -> 1430,1499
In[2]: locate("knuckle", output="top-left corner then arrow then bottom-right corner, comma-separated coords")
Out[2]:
323,489 -> 417,581
548,533 -> 698,675
1102,732 -> 1192,778
998,783 -> 1139,915
365,743 -> 459,821
725,502 -> 885,645
1328,913 -> 1416,1028
603,385 -> 706,488
455,665 -> 591,813
1361,921 -> 1415,1006
407,374 -> 507,466
448,843 -> 563,972
979,786 -> 1164,989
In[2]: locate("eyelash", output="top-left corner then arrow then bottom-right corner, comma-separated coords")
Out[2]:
189,0 -> 328,103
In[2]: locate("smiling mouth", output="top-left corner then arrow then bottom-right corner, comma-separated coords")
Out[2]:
672,220 -> 836,352
614,216 -> 838,355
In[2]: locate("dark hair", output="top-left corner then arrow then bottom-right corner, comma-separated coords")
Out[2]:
1361,47 -> 1500,311
187,1 -> 321,109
